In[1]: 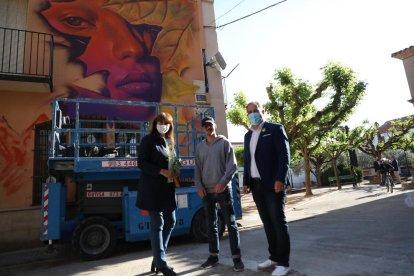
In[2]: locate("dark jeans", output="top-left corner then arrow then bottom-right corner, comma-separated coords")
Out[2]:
203,188 -> 241,258
251,179 -> 290,267
149,210 -> 176,269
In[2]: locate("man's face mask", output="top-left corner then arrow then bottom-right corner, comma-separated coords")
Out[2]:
248,112 -> 263,126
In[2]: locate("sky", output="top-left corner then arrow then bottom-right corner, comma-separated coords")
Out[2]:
212,0 -> 414,142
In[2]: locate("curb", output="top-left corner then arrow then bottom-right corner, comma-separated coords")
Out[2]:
0,245 -> 71,269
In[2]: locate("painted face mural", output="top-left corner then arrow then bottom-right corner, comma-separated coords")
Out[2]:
0,0 -> 201,208
40,0 -> 177,120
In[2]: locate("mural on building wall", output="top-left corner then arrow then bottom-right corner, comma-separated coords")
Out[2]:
40,0 -> 199,120
0,0 -> 203,208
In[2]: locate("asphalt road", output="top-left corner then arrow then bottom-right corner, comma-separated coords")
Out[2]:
1,185 -> 413,276
288,187 -> 414,275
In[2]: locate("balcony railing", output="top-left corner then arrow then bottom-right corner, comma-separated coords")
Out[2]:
0,27 -> 54,92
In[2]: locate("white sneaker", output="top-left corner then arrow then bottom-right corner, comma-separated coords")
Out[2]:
272,266 -> 290,276
257,259 -> 276,270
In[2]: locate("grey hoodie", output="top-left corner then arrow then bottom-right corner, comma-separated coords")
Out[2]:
194,135 -> 237,191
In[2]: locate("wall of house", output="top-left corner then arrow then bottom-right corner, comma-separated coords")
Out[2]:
0,0 -> 227,252
0,0 -> 225,211
201,0 -> 228,137
0,0 -> 28,28
0,207 -> 43,252
402,55 -> 414,102
0,91 -> 51,209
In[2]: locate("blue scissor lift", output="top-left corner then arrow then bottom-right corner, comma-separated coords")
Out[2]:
40,98 -> 242,260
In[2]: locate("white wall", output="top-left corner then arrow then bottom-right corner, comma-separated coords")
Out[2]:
291,171 -> 317,188
402,55 -> 414,103
201,0 -> 228,137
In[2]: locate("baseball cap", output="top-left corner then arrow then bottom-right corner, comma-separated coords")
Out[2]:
201,116 -> 215,127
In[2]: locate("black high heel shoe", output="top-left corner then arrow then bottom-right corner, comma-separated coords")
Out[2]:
151,262 -> 157,274
157,267 -> 176,276
151,262 -> 174,275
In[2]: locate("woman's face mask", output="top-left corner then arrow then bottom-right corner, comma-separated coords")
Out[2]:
248,112 -> 263,126
156,124 -> 170,134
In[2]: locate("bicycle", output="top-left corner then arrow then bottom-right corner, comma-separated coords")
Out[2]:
379,159 -> 395,193
382,171 -> 394,193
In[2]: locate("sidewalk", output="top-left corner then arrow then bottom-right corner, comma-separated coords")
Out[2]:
238,185 -> 338,230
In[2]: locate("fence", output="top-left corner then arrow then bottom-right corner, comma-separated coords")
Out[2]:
0,27 -> 54,90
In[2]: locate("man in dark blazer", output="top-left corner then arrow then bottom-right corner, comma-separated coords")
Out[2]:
243,101 -> 291,276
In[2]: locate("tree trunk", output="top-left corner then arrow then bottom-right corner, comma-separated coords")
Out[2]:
303,147 -> 313,196
332,159 -> 342,190
316,164 -> 322,187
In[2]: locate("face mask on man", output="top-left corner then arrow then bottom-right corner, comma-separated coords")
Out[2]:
156,124 -> 170,134
248,112 -> 263,126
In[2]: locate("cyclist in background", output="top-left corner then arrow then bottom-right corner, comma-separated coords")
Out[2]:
379,158 -> 394,186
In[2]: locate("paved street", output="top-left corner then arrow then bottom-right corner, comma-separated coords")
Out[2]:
1,183 -> 413,276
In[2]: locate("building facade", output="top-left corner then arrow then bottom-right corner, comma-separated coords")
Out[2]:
0,0 -> 226,250
391,46 -> 414,105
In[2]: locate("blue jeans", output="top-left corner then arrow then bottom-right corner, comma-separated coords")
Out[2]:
203,188 -> 241,258
149,210 -> 176,269
251,180 -> 290,267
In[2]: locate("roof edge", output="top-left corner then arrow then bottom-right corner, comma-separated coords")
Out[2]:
391,46 -> 414,60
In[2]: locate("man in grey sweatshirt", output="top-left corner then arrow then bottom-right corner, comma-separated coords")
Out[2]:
194,116 -> 244,272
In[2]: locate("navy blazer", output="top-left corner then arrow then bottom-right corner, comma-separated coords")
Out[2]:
243,122 -> 290,190
136,133 -> 177,212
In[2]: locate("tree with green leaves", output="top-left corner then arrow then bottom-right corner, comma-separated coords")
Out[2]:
308,125 -> 364,188
227,92 -> 250,130
319,126 -> 365,189
309,142 -> 331,187
234,146 -> 244,167
227,62 -> 366,196
358,116 -> 414,159
395,131 -> 414,155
